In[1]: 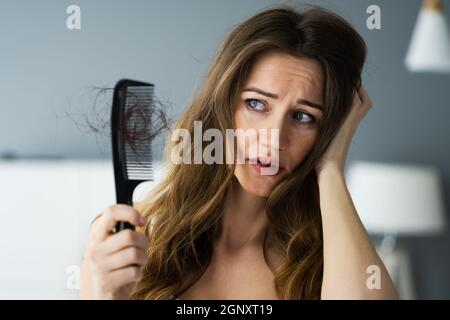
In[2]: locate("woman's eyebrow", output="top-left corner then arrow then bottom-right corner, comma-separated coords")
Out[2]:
242,86 -> 323,111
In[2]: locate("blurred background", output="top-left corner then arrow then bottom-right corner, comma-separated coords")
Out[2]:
0,0 -> 449,299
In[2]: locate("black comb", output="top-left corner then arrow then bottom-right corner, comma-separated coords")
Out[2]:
111,79 -> 154,232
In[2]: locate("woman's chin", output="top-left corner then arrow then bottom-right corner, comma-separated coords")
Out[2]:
233,165 -> 284,197
235,176 -> 275,197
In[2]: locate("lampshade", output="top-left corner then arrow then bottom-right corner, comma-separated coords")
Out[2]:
405,0 -> 450,73
346,161 -> 447,235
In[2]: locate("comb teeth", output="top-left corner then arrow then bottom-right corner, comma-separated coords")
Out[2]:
124,85 -> 154,181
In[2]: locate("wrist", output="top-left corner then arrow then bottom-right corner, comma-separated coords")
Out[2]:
316,161 -> 344,179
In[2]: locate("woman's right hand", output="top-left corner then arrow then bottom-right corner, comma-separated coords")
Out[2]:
80,204 -> 149,299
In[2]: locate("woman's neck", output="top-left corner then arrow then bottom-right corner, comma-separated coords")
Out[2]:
214,180 -> 269,253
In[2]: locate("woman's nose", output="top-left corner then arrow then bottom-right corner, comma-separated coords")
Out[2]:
259,112 -> 289,152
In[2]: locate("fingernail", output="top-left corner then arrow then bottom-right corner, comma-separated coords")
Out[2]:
139,215 -> 146,225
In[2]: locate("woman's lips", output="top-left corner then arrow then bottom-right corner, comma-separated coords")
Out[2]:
247,158 -> 285,176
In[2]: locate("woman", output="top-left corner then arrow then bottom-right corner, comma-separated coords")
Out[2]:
81,4 -> 398,300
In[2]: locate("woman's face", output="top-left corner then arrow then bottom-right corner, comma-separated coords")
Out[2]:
233,50 -> 324,197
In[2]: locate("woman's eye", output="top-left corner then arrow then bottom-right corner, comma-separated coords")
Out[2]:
293,111 -> 315,124
245,99 -> 265,111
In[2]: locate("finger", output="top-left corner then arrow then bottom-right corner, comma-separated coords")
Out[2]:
89,212 -> 104,230
101,229 -> 149,255
101,247 -> 147,272
104,266 -> 143,290
94,205 -> 146,241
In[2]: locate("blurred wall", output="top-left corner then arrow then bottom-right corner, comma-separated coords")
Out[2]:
0,0 -> 449,298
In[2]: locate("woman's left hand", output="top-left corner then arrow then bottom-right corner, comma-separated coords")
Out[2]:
315,84 -> 372,176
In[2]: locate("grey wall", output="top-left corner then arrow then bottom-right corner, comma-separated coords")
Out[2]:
0,0 -> 278,159
334,0 -> 450,299
1,0 -> 449,298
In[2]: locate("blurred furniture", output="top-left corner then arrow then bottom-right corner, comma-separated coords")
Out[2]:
347,161 -> 447,299
405,0 -> 450,73
0,159 -> 165,299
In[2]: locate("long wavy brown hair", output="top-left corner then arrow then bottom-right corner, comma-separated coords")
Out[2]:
130,3 -> 366,300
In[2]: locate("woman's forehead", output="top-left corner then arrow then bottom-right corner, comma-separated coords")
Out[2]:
243,51 -> 324,102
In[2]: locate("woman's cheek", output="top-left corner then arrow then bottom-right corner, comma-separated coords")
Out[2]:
290,134 -> 318,168
234,108 -> 262,154
236,104 -> 255,126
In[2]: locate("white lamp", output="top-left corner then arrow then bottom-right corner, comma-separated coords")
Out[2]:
346,161 -> 447,299
405,0 -> 450,73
